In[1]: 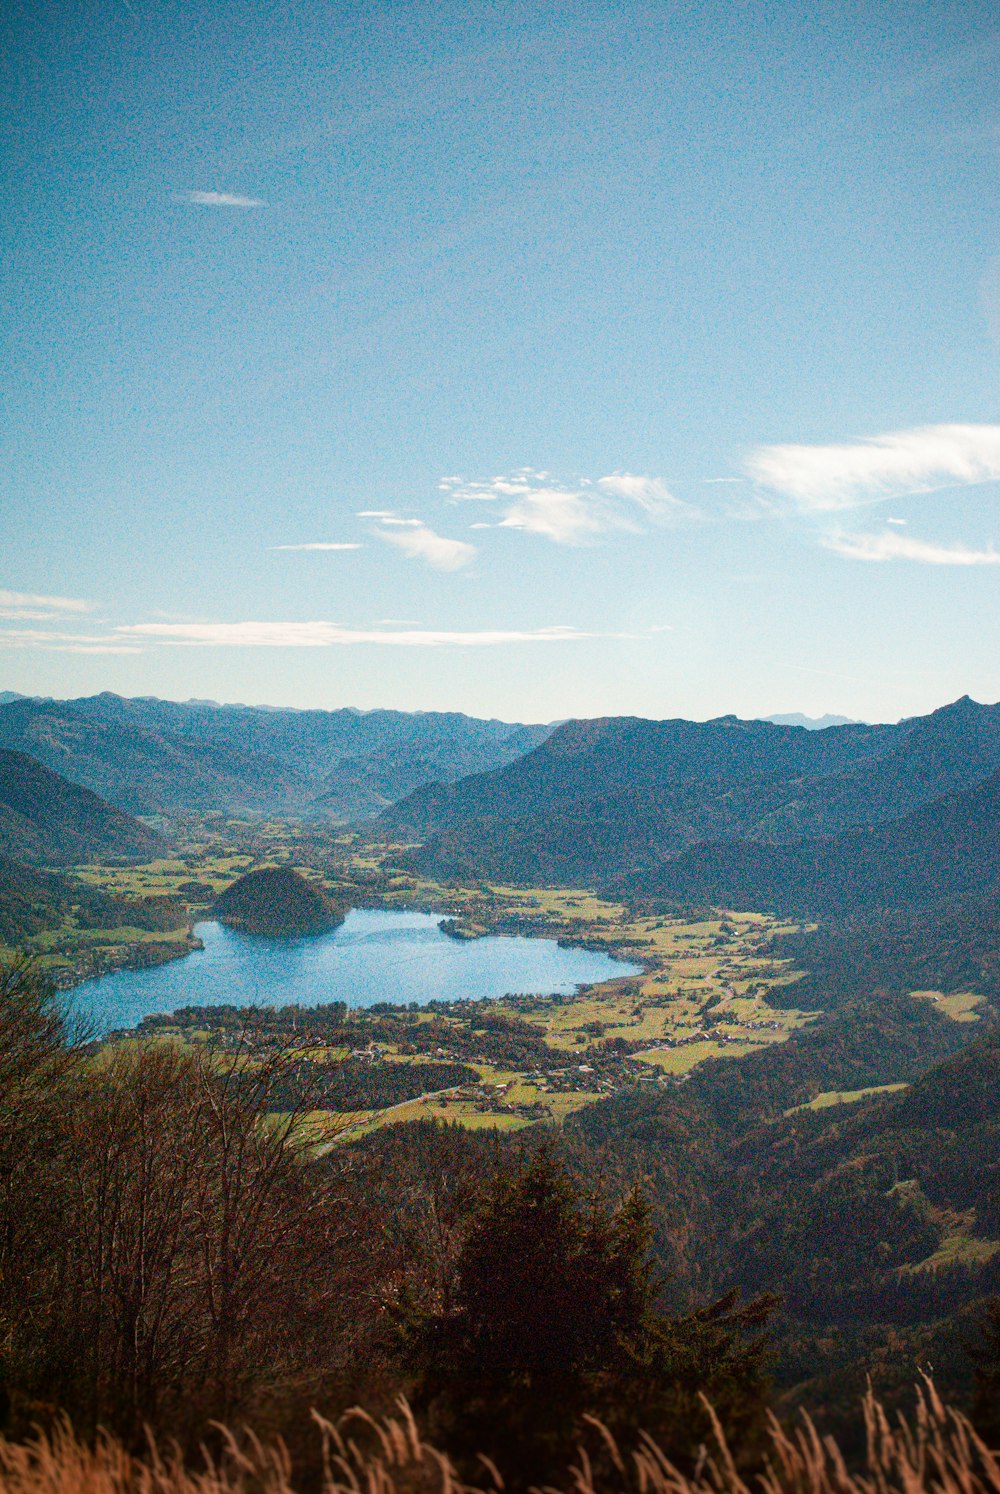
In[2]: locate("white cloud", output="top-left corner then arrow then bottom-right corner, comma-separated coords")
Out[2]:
117,621 -> 588,648
596,472 -> 693,519
823,530 -> 1000,565
0,609 -> 70,621
0,588 -> 92,615
0,628 -> 140,654
501,484 -> 605,544
180,190 -> 265,209
271,542 -> 363,551
747,423 -> 1000,511
442,469 -> 695,546
370,516 -> 475,571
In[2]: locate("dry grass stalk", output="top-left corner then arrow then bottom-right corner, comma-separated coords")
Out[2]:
1,1385 -> 998,1494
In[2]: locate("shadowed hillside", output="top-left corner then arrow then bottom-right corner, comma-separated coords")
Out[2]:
0,749 -> 163,865
643,767 -> 1000,916
390,698 -> 1000,901
0,856 -> 184,949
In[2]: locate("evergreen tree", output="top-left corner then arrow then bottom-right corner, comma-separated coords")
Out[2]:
408,1146 -> 773,1487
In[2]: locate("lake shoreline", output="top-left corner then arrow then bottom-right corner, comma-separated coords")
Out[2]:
68,908 -> 642,1037
52,927 -> 203,992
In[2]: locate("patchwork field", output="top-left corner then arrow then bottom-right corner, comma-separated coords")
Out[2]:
36,823 -> 822,1133
10,821 -> 988,1136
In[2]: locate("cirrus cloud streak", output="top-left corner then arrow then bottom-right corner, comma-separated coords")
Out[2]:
180,190 -> 265,208
116,620 -> 589,648
0,628 -> 141,654
824,530 -> 1000,565
0,587 -> 94,620
271,542 -> 363,552
747,424 -> 1000,511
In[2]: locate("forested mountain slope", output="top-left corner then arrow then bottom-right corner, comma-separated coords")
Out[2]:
0,749 -> 163,864
564,998 -> 999,1431
644,767 -> 1000,916
386,712 -> 897,839
767,893 -> 1000,1010
392,697 -> 1000,893
0,694 -> 552,819
0,854 -> 178,947
566,986 -> 986,1299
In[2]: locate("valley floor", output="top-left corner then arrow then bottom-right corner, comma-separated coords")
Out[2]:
9,820 -> 988,1142
7,817 -> 845,1131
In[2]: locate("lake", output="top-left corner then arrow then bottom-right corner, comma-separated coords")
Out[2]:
71,909 -> 642,1034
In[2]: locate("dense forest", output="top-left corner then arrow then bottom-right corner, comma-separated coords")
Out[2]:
212,865 -> 344,935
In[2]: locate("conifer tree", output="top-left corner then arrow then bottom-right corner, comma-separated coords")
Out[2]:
408,1145 -> 773,1487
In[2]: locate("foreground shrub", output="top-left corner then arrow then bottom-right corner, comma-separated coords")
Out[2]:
0,962 -> 381,1444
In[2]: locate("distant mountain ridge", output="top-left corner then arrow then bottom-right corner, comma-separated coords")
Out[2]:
385,713 -> 897,842
765,712 -> 858,729
389,696 -> 1000,913
0,749 -> 163,865
0,694 -> 554,820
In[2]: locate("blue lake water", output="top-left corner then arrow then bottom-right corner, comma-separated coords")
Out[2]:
71,909 -> 642,1035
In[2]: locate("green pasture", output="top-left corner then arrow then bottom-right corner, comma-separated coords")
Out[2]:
63,824 -> 817,1135
911,990 -> 984,1022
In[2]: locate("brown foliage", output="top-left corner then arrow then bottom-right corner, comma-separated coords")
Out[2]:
0,968 -> 381,1444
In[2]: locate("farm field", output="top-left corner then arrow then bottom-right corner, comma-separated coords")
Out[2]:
4,822 -> 992,1138
52,821 -> 817,1133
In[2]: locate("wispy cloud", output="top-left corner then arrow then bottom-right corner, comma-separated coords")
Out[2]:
747,423 -> 1000,511
442,469 -> 696,546
117,621 -> 588,648
179,190 -> 265,209
368,515 -> 475,571
0,588 -> 93,619
595,472 -> 690,516
823,530 -> 1000,565
0,609 -> 78,621
0,628 -> 140,654
271,542 -> 363,552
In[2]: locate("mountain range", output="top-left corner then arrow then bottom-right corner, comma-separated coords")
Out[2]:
765,713 -> 858,729
386,696 -> 1000,915
0,694 -> 552,820
2,689 -> 997,923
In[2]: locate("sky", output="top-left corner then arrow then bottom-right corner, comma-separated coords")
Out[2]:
2,0 -> 999,725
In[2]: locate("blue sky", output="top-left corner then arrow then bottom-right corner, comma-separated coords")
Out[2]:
2,0 -> 998,723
